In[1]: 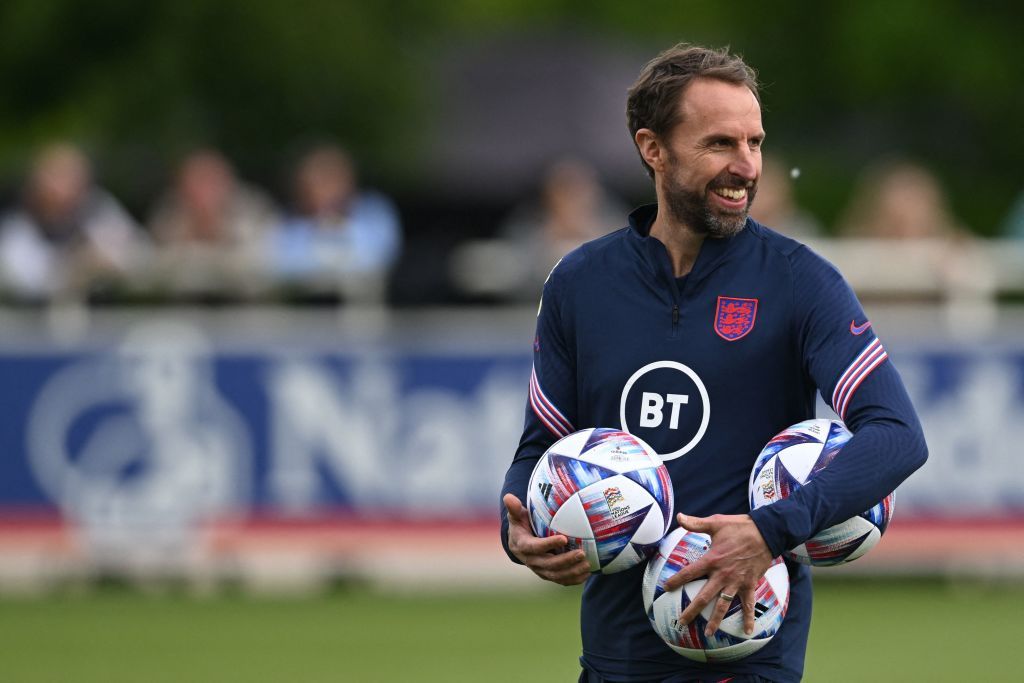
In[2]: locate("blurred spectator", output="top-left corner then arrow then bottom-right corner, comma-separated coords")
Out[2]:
147,149 -> 278,296
451,157 -> 625,301
265,144 -> 402,303
837,160 -> 964,239
748,155 -> 821,237
0,142 -> 145,300
149,148 -> 277,247
834,159 -> 994,336
503,158 -> 625,269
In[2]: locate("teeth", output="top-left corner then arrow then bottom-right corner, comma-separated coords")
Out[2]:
715,187 -> 747,200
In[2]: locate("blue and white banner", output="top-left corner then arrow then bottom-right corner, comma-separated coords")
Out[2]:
2,315 -> 1023,559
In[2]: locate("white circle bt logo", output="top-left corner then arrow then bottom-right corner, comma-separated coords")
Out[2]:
619,361 -> 710,460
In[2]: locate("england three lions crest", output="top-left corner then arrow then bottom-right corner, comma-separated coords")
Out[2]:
714,296 -> 758,341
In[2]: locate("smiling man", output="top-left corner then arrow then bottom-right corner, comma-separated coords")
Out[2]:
500,43 -> 927,682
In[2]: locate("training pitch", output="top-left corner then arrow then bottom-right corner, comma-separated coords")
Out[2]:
0,577 -> 1017,681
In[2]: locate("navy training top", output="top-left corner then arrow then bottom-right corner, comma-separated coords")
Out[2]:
500,204 -> 928,682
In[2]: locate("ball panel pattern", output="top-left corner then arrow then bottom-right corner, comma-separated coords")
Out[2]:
811,421 -> 852,475
642,530 -> 789,662
863,492 -> 894,533
629,497 -> 673,546
602,541 -> 646,574
547,491 -> 590,539
790,516 -> 874,565
580,427 -> 641,455
624,464 -> 674,530
527,451 -> 615,537
837,526 -> 881,563
748,418 -> 894,566
526,428 -> 674,574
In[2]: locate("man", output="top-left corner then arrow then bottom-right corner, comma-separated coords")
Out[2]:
0,142 -> 144,299
500,43 -> 927,682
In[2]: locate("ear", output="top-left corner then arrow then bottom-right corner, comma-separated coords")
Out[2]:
634,128 -> 666,175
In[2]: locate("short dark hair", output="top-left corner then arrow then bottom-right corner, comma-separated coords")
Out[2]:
626,43 -> 760,178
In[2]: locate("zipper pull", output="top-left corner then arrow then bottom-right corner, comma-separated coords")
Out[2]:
672,305 -> 679,325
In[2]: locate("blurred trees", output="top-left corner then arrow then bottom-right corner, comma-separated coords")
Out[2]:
0,0 -> 1019,234
0,0 -> 429,209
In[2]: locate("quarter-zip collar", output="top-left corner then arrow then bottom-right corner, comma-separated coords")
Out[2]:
626,203 -> 747,291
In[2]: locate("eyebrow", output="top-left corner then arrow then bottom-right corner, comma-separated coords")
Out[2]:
699,131 -> 766,144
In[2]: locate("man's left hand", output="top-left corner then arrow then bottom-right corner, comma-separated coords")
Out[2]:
663,512 -> 774,638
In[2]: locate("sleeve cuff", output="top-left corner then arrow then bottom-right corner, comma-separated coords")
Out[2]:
749,499 -> 812,559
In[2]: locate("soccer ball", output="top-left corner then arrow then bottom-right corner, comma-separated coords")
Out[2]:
527,428 -> 673,574
748,418 -> 894,566
642,527 -> 790,662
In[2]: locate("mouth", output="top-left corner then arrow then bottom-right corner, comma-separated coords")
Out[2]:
713,186 -> 747,200
709,185 -> 751,210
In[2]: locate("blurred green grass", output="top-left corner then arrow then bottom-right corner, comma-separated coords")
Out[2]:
0,578 -> 1018,682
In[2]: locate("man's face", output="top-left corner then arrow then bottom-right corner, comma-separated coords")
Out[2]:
659,79 -> 764,238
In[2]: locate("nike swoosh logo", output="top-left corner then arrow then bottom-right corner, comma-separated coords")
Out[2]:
850,319 -> 872,335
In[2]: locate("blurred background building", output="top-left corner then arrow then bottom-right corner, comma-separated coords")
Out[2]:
1,0 -> 1023,593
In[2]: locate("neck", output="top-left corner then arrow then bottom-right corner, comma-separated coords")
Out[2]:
649,206 -> 706,278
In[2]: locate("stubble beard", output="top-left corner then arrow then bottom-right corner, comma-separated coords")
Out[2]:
663,168 -> 755,239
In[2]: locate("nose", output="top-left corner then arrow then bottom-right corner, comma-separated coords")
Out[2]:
729,146 -> 759,182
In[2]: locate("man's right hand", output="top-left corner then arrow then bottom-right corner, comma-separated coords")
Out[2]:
503,493 -> 592,585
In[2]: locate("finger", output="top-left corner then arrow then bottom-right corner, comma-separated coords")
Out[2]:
543,568 -> 590,586
531,548 -> 587,572
558,565 -> 593,585
741,587 -> 756,635
677,581 -> 719,626
663,557 -> 708,592
542,557 -> 593,585
529,548 -> 590,583
513,530 -> 568,556
704,588 -> 737,637
503,493 -> 528,524
676,512 -> 713,533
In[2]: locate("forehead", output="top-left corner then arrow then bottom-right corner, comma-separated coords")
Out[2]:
676,78 -> 763,137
